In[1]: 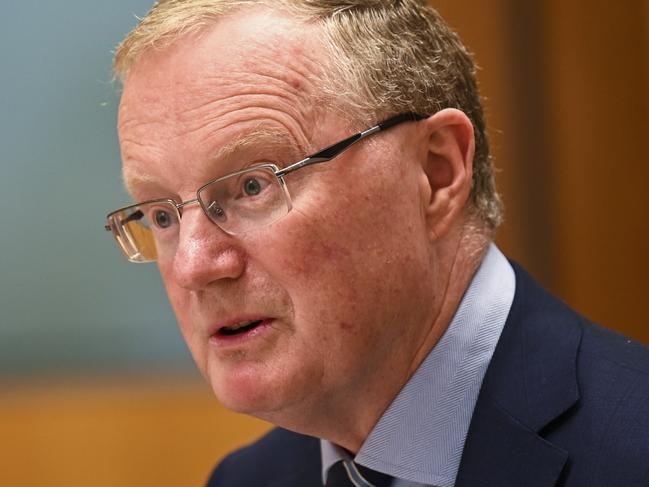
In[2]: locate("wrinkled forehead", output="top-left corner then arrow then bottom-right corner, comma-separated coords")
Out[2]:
118,6 -> 328,116
117,7 -> 336,193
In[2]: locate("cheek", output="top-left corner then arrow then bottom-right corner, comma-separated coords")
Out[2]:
264,163 -> 431,339
262,200 -> 421,333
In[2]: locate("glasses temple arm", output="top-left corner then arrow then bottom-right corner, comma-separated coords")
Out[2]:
104,209 -> 144,232
377,112 -> 426,129
276,112 -> 426,178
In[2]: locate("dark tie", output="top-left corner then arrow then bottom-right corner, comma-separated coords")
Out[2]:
325,460 -> 393,487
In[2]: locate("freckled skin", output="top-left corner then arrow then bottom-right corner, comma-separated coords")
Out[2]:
118,8 -> 448,450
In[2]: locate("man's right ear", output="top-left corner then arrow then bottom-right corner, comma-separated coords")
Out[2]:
416,108 -> 475,241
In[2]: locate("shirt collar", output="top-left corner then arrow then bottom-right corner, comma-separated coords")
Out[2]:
321,244 -> 515,486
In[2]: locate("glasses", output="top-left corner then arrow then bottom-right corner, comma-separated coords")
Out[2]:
105,112 -> 425,263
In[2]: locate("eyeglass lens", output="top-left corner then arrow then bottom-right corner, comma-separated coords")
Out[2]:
198,165 -> 291,232
108,165 -> 291,263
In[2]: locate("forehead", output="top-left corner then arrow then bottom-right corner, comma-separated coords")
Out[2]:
123,6 -> 324,91
118,7 -> 328,193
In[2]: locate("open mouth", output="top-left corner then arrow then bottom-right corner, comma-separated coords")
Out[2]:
218,319 -> 265,336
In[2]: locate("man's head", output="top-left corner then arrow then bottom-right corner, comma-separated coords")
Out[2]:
115,0 -> 501,229
112,0 -> 500,448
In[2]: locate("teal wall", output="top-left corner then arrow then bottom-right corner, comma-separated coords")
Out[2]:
0,1 -> 195,375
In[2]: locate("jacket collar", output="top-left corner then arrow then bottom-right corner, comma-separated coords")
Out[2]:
456,263 -> 582,487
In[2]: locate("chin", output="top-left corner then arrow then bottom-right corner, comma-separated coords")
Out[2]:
207,361 -> 290,416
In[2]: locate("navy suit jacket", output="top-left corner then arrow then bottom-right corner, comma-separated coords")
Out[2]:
207,264 -> 649,486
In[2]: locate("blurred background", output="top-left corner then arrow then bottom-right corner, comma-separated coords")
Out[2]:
1,0 -> 647,486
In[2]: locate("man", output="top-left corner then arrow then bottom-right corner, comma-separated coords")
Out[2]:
104,1 -> 649,485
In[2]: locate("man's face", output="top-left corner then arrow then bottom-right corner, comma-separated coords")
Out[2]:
118,9 -> 437,424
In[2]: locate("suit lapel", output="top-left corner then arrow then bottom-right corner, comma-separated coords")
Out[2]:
456,396 -> 569,487
457,264 -> 582,487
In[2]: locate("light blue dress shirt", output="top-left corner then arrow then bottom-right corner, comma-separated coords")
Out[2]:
321,244 -> 516,487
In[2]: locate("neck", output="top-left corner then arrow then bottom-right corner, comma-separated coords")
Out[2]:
407,221 -> 490,379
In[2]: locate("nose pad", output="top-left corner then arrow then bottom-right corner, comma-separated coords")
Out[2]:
171,208 -> 245,290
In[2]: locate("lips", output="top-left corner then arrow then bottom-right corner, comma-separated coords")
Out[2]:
209,315 -> 277,341
218,319 -> 265,336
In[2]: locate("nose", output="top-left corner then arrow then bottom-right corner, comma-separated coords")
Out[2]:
170,207 -> 246,290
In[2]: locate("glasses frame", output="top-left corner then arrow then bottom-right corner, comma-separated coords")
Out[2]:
105,112 -> 426,261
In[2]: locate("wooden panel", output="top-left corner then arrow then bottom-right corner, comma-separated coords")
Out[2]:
0,378 -> 271,487
542,0 -> 649,342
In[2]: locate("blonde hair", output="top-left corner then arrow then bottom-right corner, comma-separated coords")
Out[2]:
114,0 -> 503,230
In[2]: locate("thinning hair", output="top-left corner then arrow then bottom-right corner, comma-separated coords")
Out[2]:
114,0 -> 503,230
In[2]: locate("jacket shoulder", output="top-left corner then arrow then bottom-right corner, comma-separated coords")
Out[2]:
556,319 -> 649,484
579,317 -> 649,374
206,428 -> 321,487
509,260 -> 649,484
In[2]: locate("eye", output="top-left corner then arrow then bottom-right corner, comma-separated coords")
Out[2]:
153,209 -> 174,229
242,176 -> 269,196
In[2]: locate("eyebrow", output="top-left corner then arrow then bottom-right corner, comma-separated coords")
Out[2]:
121,127 -> 311,196
211,126 -> 309,162
121,169 -> 157,196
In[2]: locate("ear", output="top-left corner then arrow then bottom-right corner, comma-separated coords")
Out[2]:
417,108 -> 474,240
